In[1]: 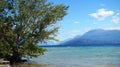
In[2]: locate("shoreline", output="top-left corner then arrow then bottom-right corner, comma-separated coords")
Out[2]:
10,63 -> 120,67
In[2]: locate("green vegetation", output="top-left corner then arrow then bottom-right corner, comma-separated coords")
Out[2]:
0,0 -> 68,63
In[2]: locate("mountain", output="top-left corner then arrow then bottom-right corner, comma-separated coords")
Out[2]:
48,29 -> 120,47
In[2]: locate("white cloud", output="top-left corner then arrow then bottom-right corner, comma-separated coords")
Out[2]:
65,30 -> 81,39
116,13 -> 120,16
89,8 -> 114,21
57,30 -> 81,41
102,27 -> 120,30
111,16 -> 120,24
111,12 -> 120,24
69,30 -> 80,38
74,21 -> 80,24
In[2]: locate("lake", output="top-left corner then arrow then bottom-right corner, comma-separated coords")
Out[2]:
32,46 -> 120,67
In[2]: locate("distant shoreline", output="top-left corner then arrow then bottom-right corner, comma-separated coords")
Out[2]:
40,45 -> 120,47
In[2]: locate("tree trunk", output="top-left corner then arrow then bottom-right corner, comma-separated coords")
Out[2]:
8,51 -> 22,64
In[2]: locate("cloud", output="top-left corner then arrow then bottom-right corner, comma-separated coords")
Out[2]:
103,27 -> 120,30
72,21 -> 80,24
57,30 -> 81,41
73,21 -> 80,24
111,16 -> 120,24
89,8 -> 114,21
67,30 -> 81,39
111,12 -> 120,24
116,13 -> 120,16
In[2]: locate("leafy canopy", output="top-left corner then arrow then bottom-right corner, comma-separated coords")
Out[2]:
0,0 -> 68,63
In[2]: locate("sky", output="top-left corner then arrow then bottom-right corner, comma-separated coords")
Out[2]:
48,0 -> 120,42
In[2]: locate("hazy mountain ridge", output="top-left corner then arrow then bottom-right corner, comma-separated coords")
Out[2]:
81,29 -> 120,41
41,29 -> 120,47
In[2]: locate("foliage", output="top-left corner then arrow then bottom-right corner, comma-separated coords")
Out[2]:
0,0 -> 68,63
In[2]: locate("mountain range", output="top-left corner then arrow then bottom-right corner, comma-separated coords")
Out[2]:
41,29 -> 120,47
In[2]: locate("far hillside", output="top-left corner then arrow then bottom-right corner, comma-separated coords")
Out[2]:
42,29 -> 120,47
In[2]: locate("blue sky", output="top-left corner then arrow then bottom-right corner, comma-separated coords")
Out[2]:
48,0 -> 120,42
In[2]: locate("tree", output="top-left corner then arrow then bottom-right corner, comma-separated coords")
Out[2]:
0,0 -> 68,63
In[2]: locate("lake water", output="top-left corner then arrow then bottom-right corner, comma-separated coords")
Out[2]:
32,46 -> 120,67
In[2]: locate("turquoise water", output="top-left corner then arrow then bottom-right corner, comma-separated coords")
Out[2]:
32,46 -> 120,67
